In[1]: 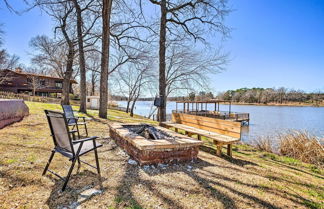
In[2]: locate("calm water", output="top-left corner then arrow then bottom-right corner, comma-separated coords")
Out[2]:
117,101 -> 324,143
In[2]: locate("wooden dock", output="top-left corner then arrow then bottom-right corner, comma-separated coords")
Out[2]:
175,100 -> 250,125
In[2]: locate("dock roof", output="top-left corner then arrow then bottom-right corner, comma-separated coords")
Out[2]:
176,100 -> 231,104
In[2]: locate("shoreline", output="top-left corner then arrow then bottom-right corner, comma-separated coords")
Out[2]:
227,102 -> 324,107
118,100 -> 324,108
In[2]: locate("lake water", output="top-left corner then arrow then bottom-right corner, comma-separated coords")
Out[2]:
117,101 -> 324,143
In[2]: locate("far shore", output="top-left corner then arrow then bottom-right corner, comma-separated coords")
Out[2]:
118,100 -> 324,108
228,102 -> 324,107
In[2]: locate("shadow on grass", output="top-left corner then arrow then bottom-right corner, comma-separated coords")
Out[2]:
46,170 -> 106,209
114,163 -> 186,209
185,169 -> 282,209
260,156 -> 324,180
199,145 -> 258,167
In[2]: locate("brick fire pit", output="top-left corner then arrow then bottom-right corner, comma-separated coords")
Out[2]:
108,123 -> 203,165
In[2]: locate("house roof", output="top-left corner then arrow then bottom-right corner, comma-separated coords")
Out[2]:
3,69 -> 78,84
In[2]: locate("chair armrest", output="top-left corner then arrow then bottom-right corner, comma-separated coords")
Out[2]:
66,117 -> 79,122
66,116 -> 78,119
77,116 -> 91,121
72,136 -> 98,144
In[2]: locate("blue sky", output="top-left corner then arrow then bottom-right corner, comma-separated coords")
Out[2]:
0,0 -> 323,93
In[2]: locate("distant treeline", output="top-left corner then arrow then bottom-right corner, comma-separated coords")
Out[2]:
217,88 -> 323,105
111,95 -> 196,102
112,87 -> 324,106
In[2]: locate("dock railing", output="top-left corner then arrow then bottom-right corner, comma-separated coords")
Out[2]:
172,110 -> 249,124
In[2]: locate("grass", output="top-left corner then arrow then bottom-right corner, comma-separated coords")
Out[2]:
0,101 -> 323,209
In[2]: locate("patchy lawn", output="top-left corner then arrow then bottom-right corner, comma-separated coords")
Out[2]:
0,101 -> 323,209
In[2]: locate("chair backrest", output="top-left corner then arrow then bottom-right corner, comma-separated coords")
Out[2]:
45,110 -> 75,155
62,105 -> 76,124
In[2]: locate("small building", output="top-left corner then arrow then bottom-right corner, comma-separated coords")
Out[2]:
86,96 -> 100,110
0,68 -> 77,96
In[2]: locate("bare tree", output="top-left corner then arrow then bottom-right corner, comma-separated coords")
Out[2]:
99,0 -> 113,118
146,0 -> 230,122
0,52 -> 20,70
35,0 -> 77,105
29,35 -> 68,77
99,0 -> 154,118
165,43 -> 227,98
72,0 -> 100,113
113,57 -> 154,116
86,50 -> 101,96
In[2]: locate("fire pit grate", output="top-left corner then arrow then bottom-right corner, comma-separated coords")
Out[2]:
123,124 -> 175,140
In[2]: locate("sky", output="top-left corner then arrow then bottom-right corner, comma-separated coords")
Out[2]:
0,0 -> 323,93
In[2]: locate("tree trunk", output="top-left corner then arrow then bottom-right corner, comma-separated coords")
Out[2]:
73,0 -> 87,113
60,9 -> 75,106
61,44 -> 74,105
158,0 -> 167,123
130,88 -> 140,117
91,71 -> 95,96
99,0 -> 112,118
126,98 -> 131,113
130,100 -> 136,117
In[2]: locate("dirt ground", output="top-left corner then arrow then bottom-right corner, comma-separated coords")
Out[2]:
0,102 -> 323,209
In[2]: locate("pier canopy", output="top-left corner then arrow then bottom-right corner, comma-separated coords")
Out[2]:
174,100 -> 249,124
175,100 -> 233,113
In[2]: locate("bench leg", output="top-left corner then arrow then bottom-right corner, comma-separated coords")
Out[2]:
188,133 -> 193,137
175,128 -> 178,133
197,135 -> 201,140
216,145 -> 222,156
227,144 -> 232,157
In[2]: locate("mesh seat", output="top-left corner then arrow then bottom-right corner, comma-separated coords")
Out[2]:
56,140 -> 102,159
43,110 -> 102,191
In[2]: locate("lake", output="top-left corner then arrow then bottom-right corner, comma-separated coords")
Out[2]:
117,101 -> 324,143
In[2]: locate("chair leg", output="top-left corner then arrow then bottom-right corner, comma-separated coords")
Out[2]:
62,157 -> 77,191
94,148 -> 101,176
43,150 -> 55,176
94,147 -> 102,189
84,123 -> 88,137
77,157 -> 81,171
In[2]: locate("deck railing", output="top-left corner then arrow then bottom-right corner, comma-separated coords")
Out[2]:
0,91 -> 61,104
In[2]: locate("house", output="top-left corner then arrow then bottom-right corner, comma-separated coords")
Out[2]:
0,68 -> 77,97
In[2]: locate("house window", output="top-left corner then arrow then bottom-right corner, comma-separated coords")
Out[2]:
87,98 -> 90,102
40,80 -> 46,86
27,77 -> 32,83
55,81 -> 63,88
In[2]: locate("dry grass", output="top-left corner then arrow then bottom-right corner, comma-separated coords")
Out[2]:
253,136 -> 274,153
0,101 -> 323,209
279,131 -> 324,167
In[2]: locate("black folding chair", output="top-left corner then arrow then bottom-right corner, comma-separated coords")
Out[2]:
43,110 -> 102,191
62,105 -> 88,138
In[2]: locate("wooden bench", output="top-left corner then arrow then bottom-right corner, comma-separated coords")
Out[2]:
161,112 -> 242,157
